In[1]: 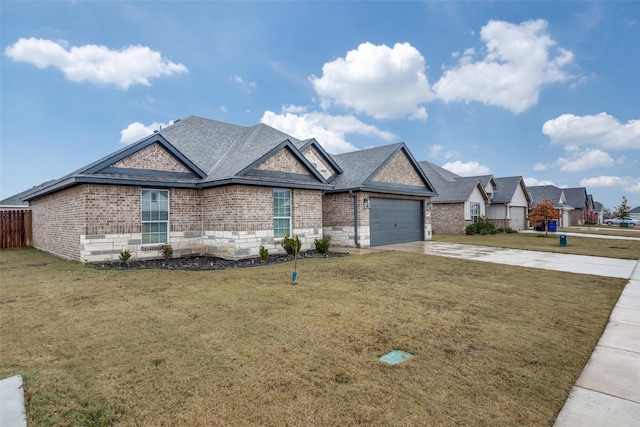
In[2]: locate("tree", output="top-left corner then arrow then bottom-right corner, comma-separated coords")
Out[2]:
527,198 -> 562,236
614,196 -> 631,219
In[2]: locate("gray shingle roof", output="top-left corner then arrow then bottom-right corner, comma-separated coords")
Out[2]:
492,176 -> 530,204
563,187 -> 588,209
20,116 -> 437,201
418,161 -> 487,202
527,185 -> 568,207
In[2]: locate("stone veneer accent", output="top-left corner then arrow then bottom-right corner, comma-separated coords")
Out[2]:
301,146 -> 335,180
371,151 -> 424,187
111,143 -> 190,173
323,191 -> 431,247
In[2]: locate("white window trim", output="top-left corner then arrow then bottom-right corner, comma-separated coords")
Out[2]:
141,188 -> 170,246
273,188 -> 291,241
471,202 -> 480,224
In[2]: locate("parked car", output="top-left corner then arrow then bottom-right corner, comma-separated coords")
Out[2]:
604,217 -> 639,226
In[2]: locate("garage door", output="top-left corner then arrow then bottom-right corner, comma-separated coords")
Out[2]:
510,207 -> 527,231
370,198 -> 423,246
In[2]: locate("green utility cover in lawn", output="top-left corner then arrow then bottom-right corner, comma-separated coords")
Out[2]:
379,350 -> 414,365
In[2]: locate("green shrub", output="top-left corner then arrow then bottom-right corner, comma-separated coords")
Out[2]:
259,245 -> 269,263
119,249 -> 131,264
465,217 -> 496,235
159,244 -> 173,260
314,238 -> 331,254
281,235 -> 301,256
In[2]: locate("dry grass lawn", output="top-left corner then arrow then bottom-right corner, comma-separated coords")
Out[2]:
433,231 -> 640,260
0,247 -> 627,426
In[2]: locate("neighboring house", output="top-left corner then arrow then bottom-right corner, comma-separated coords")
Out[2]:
19,116 -> 436,263
418,161 -> 490,234
563,187 -> 589,225
487,176 -> 532,231
593,201 -> 605,224
0,194 -> 29,211
630,206 -> 640,219
527,185 -> 573,228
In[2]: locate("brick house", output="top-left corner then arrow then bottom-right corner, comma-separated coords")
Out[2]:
418,161 -> 490,234
21,116 -> 436,262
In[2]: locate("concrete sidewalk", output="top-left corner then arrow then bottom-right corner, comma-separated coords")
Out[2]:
554,262 -> 640,427
0,375 -> 26,427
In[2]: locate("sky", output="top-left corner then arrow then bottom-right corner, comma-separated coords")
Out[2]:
1,1 -> 639,211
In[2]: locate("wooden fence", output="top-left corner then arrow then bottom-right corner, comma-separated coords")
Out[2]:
0,210 -> 32,248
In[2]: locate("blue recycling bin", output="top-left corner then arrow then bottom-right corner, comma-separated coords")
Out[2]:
548,220 -> 557,232
559,234 -> 567,247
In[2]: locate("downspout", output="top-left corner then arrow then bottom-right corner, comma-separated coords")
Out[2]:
349,190 -> 360,247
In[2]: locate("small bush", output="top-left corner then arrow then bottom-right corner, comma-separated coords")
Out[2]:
259,245 -> 269,263
159,244 -> 173,260
465,216 -> 496,235
314,238 -> 330,254
119,249 -> 131,264
282,235 -> 301,256
506,227 -> 518,234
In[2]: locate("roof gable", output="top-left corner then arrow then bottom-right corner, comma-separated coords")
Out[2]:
330,144 -> 436,196
109,143 -> 192,173
239,142 -> 327,184
492,176 -> 532,205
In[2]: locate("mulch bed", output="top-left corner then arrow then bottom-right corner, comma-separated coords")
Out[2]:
96,250 -> 348,271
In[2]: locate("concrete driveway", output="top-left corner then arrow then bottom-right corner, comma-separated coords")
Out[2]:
377,240 -> 638,279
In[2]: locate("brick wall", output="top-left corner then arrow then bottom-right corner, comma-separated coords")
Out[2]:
30,185 -> 87,260
431,202 -> 468,234
202,185 -> 323,259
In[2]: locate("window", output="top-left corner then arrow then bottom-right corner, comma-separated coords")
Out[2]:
471,202 -> 480,224
273,188 -> 291,239
141,189 -> 169,244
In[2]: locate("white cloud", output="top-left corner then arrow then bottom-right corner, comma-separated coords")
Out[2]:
542,113 -> 640,150
120,121 -> 174,144
556,148 -> 614,172
232,75 -> 256,93
579,176 -> 640,193
261,110 -> 396,154
310,42 -> 432,120
524,177 -> 555,186
441,160 -> 491,176
432,19 -> 575,113
429,144 -> 460,160
5,38 -> 188,89
533,163 -> 548,171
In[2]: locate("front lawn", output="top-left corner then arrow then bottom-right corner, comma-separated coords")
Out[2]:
0,248 -> 626,426
434,231 -> 640,260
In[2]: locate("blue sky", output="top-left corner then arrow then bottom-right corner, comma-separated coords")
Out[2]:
2,1 -> 639,211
